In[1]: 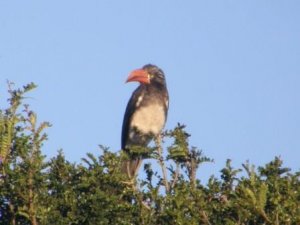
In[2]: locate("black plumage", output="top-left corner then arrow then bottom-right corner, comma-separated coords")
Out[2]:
121,64 -> 169,178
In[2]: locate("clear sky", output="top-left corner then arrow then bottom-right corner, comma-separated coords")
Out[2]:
1,1 -> 299,182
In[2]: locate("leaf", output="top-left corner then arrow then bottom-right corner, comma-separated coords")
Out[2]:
258,183 -> 268,210
245,188 -> 256,206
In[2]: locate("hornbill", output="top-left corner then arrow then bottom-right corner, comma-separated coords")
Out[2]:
121,64 -> 169,178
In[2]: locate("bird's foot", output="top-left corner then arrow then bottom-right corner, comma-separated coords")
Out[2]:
121,180 -> 135,186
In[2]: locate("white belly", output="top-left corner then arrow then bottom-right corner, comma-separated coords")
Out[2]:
131,104 -> 165,135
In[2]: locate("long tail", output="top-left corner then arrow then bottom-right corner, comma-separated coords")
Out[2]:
121,158 -> 142,179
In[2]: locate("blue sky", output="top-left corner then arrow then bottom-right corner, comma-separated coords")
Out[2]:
1,1 -> 299,182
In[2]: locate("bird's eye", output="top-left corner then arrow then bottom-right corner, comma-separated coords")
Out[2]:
149,74 -> 154,79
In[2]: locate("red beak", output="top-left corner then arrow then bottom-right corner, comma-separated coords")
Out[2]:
126,69 -> 150,84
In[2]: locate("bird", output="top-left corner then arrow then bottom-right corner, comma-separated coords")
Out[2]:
121,64 -> 169,178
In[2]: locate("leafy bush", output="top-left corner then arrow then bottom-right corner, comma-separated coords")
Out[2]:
1,83 -> 299,225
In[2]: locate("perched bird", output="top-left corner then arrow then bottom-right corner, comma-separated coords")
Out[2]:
121,64 -> 169,178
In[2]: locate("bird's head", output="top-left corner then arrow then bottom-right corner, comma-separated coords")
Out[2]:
126,64 -> 166,86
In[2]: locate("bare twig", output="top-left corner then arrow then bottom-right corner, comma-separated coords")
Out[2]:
171,162 -> 180,189
201,211 -> 212,225
155,134 -> 170,193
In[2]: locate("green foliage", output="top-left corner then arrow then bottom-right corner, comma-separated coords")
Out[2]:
0,82 -> 49,225
1,83 -> 300,225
